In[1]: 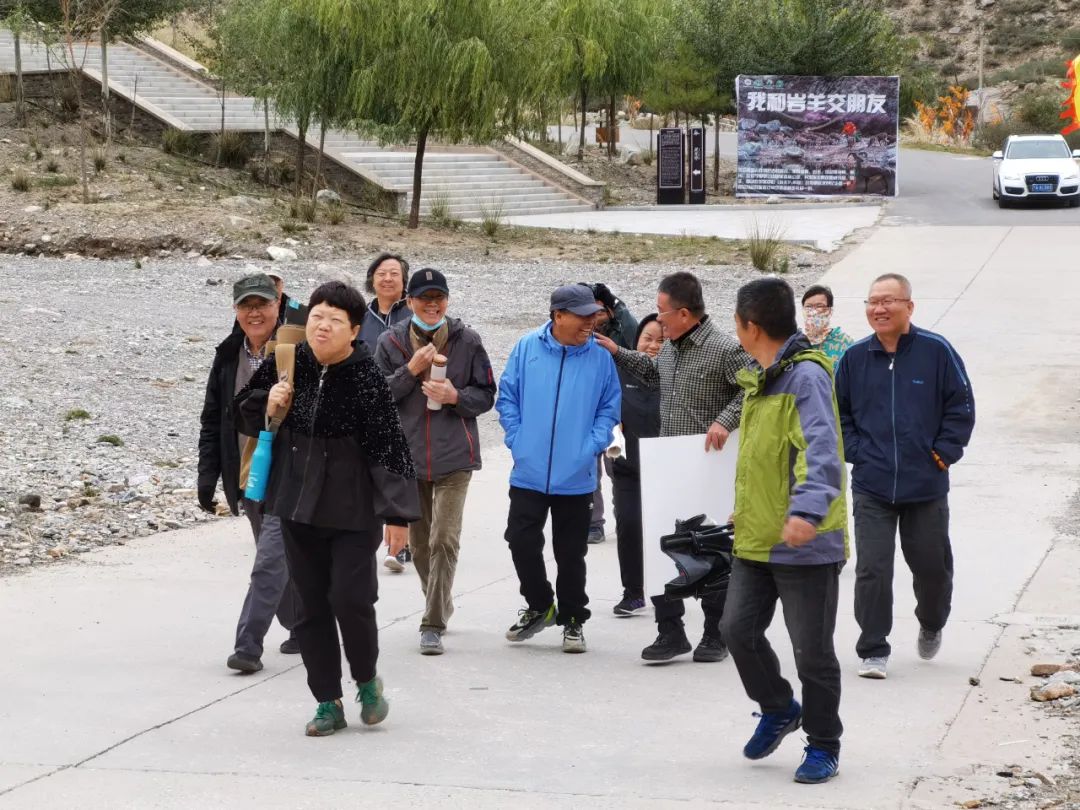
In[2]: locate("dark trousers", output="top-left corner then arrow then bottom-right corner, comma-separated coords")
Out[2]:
505,486 -> 592,625
722,558 -> 843,757
653,584 -> 727,637
281,520 -> 380,702
235,499 -> 298,658
611,469 -> 644,599
853,492 -> 953,659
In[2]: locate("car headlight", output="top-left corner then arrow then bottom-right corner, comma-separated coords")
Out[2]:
1064,172 -> 1080,181
1002,173 -> 1021,181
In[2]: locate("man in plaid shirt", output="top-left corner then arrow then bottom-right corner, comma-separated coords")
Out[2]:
596,271 -> 750,664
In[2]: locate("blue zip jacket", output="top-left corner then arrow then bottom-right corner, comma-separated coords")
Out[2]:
835,324 -> 975,504
497,323 -> 621,496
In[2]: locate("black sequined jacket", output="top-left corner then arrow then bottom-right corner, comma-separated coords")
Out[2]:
235,342 -> 419,532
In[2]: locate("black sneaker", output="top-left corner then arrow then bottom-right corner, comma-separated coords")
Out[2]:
641,629 -> 692,662
505,604 -> 556,642
693,633 -> 729,663
279,634 -> 301,655
562,620 -> 587,653
396,547 -> 412,565
586,527 -> 606,544
613,595 -> 647,617
226,652 -> 263,673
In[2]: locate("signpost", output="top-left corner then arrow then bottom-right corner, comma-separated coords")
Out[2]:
688,126 -> 705,204
656,127 -> 685,205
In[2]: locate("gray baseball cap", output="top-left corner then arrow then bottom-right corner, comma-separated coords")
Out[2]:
233,273 -> 278,305
550,284 -> 603,316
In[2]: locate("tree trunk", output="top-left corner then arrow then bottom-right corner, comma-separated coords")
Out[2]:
577,84 -> 587,162
408,126 -> 429,229
312,121 -> 326,200
13,30 -> 26,127
216,75 -> 226,168
263,99 -> 272,184
713,109 -> 721,192
649,112 -> 654,159
607,94 -> 616,159
557,100 -> 563,150
75,79 -> 89,203
100,28 -> 111,143
294,120 -> 307,198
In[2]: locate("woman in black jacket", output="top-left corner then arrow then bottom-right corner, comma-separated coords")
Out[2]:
611,314 -> 663,616
236,281 -> 419,737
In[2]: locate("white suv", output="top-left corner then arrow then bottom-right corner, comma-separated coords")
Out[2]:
992,134 -> 1080,208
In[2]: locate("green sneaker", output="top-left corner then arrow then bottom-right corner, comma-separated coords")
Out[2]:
305,700 -> 346,737
357,675 -> 389,726
505,604 -> 556,642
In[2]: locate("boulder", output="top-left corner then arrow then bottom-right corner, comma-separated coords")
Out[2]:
266,246 -> 298,262
316,189 -> 341,205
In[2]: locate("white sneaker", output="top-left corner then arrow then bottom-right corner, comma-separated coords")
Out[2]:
383,553 -> 404,573
857,656 -> 888,679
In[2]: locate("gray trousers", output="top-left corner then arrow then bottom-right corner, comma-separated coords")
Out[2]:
235,498 -> 299,658
853,492 -> 953,659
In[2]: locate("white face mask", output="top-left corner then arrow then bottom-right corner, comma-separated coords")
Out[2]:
803,307 -> 832,344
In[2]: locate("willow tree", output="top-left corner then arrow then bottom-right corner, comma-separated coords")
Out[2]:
320,0 -> 544,228
0,1 -> 63,126
552,0 -> 665,160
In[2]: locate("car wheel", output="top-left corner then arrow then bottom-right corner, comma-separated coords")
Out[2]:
1071,198 -> 1080,208
997,196 -> 1009,209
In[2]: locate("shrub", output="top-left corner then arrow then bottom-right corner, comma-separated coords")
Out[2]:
1017,89 -> 1066,132
65,408 -> 91,421
479,198 -> 504,238
37,174 -> 77,188
745,219 -> 786,272
96,434 -> 124,446
1062,26 -> 1080,54
11,170 -> 31,192
45,159 -> 59,173
326,203 -> 346,225
211,131 -> 251,169
162,128 -> 198,156
427,188 -> 455,228
989,59 -> 1067,86
92,150 -> 107,173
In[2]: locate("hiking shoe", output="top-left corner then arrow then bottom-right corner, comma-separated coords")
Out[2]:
613,595 -> 647,617
917,627 -> 942,660
420,629 -> 444,655
641,629 -> 692,662
505,604 -> 556,642
383,553 -> 404,573
226,652 -> 263,673
857,656 -> 888,679
305,700 -> 346,737
587,527 -> 606,544
562,620 -> 587,653
279,635 -> 301,655
742,699 -> 802,760
356,676 -> 389,726
397,548 -> 412,564
794,746 -> 839,784
693,633 -> 730,663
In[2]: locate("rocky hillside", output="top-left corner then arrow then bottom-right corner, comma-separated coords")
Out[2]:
893,0 -> 1079,87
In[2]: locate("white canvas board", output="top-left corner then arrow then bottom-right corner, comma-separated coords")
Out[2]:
639,432 -> 739,599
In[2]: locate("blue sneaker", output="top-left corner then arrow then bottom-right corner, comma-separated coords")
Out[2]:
742,699 -> 802,760
794,746 -> 839,784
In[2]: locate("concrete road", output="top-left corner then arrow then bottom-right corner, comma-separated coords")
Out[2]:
885,149 -> 1080,226
2,225 -> 1080,808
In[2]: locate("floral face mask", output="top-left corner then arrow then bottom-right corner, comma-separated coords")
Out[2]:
803,307 -> 832,345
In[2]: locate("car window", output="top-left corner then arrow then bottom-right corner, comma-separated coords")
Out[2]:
1005,141 -> 1071,159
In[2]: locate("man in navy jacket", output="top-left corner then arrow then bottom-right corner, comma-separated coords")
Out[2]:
835,273 -> 975,680
497,284 -> 621,654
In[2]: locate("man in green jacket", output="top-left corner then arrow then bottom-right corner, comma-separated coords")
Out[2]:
722,277 -> 848,785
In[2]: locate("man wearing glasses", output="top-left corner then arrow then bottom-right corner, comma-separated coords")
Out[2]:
835,273 -> 976,680
596,271 -> 750,664
198,273 -> 300,673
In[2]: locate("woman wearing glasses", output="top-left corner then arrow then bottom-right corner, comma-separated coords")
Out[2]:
801,285 -> 853,364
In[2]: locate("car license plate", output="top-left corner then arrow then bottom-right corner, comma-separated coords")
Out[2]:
1032,183 -> 1054,192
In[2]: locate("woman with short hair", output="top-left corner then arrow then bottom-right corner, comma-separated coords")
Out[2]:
801,285 -> 853,363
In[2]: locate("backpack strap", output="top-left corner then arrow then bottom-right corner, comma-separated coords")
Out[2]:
268,343 -> 296,432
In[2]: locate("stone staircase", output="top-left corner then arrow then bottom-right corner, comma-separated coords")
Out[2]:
0,30 -> 595,218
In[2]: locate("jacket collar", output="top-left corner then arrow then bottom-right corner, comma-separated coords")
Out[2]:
867,324 -> 920,354
215,328 -> 246,355
737,332 -> 828,395
299,340 -> 368,370
675,314 -> 714,349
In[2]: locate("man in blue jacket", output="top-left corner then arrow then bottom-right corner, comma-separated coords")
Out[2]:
497,284 -> 622,654
835,273 -> 975,680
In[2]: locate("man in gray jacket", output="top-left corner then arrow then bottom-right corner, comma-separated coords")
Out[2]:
375,269 -> 497,655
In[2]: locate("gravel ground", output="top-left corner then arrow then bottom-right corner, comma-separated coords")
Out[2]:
0,252 -> 824,574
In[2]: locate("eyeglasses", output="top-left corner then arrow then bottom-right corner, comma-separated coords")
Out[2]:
864,297 -> 910,308
416,293 -> 447,303
236,298 -> 274,312
803,304 -> 831,313
656,307 -> 685,319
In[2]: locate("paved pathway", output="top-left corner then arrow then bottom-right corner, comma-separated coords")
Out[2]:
3,224 -> 1080,807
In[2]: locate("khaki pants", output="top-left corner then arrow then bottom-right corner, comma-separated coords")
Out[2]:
411,470 -> 472,631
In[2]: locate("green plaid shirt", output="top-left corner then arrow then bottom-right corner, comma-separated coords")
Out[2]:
615,316 -> 750,437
